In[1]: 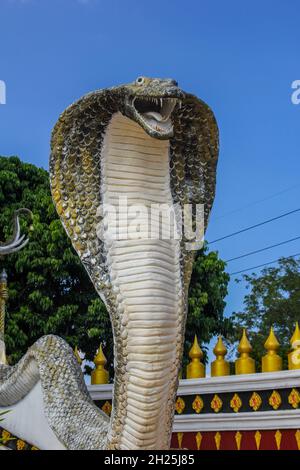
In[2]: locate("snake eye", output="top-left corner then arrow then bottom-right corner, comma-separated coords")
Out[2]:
136,76 -> 145,86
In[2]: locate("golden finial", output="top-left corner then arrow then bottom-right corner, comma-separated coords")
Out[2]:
235,329 -> 255,375
186,335 -> 205,379
0,270 -> 8,365
262,327 -> 282,372
91,344 -> 109,385
74,346 -> 82,365
211,336 -> 230,377
288,322 -> 300,370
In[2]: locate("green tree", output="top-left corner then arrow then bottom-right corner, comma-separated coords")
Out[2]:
0,156 -> 230,377
230,257 -> 300,370
183,247 -> 231,373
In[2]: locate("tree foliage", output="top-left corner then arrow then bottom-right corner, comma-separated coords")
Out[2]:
0,156 -> 230,377
230,257 -> 300,370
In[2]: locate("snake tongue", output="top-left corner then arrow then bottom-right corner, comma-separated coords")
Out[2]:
144,111 -> 163,122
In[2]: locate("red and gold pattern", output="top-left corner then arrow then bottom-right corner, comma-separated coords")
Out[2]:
171,429 -> 300,450
175,396 -> 186,414
101,400 -> 112,416
211,394 -> 223,413
214,432 -> 221,450
230,393 -> 242,412
249,392 -> 262,411
192,395 -> 204,414
269,390 -> 282,410
177,432 -> 184,449
275,430 -> 282,450
254,431 -> 262,450
235,431 -> 242,450
288,388 -> 300,409
195,432 -> 202,450
295,430 -> 300,450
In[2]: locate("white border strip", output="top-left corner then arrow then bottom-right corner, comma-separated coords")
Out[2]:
173,409 -> 300,432
177,370 -> 300,395
88,370 -> 300,400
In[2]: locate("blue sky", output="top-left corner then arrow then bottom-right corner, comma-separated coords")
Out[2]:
0,0 -> 299,352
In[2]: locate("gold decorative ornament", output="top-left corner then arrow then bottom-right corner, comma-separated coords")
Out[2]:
230,393 -> 242,412
214,431 -> 221,450
288,388 -> 300,409
269,390 -> 282,410
16,439 -> 26,450
101,401 -> 112,416
1,429 -> 11,444
211,336 -> 230,377
295,430 -> 300,450
177,432 -> 184,449
249,392 -> 262,411
275,430 -> 282,450
211,394 -> 223,413
175,397 -> 186,414
186,335 -> 205,379
235,329 -> 255,375
31,446 -> 39,450
235,431 -> 242,450
192,395 -> 204,414
195,432 -> 202,450
254,430 -> 262,450
262,327 -> 282,372
288,322 -> 300,370
74,346 -> 82,365
91,344 -> 109,385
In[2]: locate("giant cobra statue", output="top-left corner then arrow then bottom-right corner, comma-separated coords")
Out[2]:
0,77 -> 218,450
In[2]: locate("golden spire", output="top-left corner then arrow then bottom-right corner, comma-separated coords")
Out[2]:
235,329 -> 255,375
211,336 -> 230,377
91,344 -> 109,385
288,322 -> 300,370
261,327 -> 282,372
74,346 -> 82,365
0,270 -> 8,365
186,335 -> 205,379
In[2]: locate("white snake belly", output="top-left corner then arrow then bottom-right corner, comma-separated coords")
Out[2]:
101,113 -> 183,449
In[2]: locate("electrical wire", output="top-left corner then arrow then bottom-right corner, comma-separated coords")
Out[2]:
214,183 -> 300,221
208,207 -> 300,244
225,235 -> 300,262
229,252 -> 300,276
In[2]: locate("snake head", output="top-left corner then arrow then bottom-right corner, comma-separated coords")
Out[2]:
121,76 -> 185,139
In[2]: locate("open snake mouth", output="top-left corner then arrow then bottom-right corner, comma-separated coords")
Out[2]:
132,96 -> 178,136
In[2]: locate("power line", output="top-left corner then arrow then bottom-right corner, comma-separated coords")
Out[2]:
229,252 -> 300,276
208,207 -> 300,245
225,235 -> 300,263
214,183 -> 300,221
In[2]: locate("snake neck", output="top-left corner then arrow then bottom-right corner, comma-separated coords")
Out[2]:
100,113 -> 184,450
